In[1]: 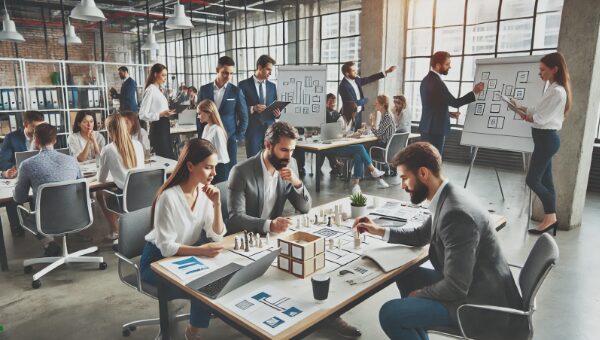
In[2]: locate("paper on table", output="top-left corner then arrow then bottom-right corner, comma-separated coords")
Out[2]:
159,251 -> 248,284
362,244 -> 424,272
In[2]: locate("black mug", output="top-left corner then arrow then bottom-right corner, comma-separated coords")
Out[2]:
311,273 -> 330,303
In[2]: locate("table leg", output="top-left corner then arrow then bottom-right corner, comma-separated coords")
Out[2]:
0,215 -> 8,271
158,277 -> 171,340
315,152 -> 323,193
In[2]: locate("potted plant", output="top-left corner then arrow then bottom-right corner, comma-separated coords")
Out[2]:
350,192 -> 367,218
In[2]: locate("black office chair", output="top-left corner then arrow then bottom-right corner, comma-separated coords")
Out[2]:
115,207 -> 189,337
18,179 -> 107,289
428,233 -> 559,339
215,181 -> 229,226
104,167 -> 166,214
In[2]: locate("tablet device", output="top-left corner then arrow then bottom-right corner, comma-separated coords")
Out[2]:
264,101 -> 291,115
501,95 -> 518,110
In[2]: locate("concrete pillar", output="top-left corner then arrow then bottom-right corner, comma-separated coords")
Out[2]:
535,0 -> 600,230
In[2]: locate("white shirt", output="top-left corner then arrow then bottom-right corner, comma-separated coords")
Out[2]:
527,82 -> 566,130
97,140 -> 145,189
345,76 -> 362,112
201,124 -> 230,164
394,106 -> 412,133
214,81 -> 227,109
260,154 -> 280,233
384,179 -> 449,242
132,128 -> 151,153
139,84 -> 169,122
67,131 -> 106,161
253,75 -> 266,105
337,116 -> 355,136
145,184 -> 226,257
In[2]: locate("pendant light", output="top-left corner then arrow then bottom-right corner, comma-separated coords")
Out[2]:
58,19 -> 82,45
165,1 -> 193,29
141,23 -> 159,50
0,1 -> 25,42
70,0 -> 106,22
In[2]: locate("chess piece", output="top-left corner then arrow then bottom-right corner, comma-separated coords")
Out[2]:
297,217 -> 302,228
244,231 -> 250,252
314,214 -> 318,225
258,237 -> 263,248
327,216 -> 332,227
354,230 -> 361,249
328,238 -> 334,250
337,239 -> 342,249
335,213 -> 342,226
234,237 -> 239,250
248,232 -> 254,247
266,233 -> 271,245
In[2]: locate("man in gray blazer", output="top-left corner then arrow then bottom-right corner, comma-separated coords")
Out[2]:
354,142 -> 525,340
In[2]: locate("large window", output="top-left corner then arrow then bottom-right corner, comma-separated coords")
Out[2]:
404,0 -> 564,126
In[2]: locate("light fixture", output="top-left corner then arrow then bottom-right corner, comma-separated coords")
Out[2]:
70,0 -> 106,22
0,1 -> 25,42
165,1 -> 193,29
58,20 -> 82,45
141,23 -> 159,50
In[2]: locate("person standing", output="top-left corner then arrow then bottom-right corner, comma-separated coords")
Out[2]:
139,63 -> 176,159
198,56 -> 248,179
510,52 -> 571,235
238,55 -> 280,157
392,95 -> 412,133
197,99 -> 230,184
419,51 -> 484,155
338,61 -> 396,130
110,66 -> 139,112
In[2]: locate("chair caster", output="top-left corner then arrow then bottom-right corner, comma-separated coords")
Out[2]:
122,329 -> 131,337
24,265 -> 33,274
32,280 -> 41,289
99,262 -> 108,270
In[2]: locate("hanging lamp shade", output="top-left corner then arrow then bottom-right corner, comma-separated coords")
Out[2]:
70,0 -> 106,22
141,24 -> 159,50
166,3 -> 193,29
0,12 -> 25,42
58,21 -> 82,45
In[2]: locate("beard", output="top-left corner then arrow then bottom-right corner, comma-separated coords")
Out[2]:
406,178 -> 429,204
268,149 -> 289,170
440,68 -> 449,76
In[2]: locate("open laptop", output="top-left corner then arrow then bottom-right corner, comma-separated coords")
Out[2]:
320,122 -> 343,141
187,248 -> 280,299
15,148 -> 70,169
178,109 -> 197,126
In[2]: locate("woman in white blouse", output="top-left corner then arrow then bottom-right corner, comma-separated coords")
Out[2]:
197,99 -> 230,184
138,63 -> 176,159
140,138 -> 225,340
510,52 -> 572,236
121,110 -> 151,154
97,113 -> 145,240
67,111 -> 106,162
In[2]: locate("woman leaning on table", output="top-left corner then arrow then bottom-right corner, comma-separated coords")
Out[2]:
140,138 -> 226,340
510,52 -> 571,236
138,63 -> 176,159
68,111 -> 106,162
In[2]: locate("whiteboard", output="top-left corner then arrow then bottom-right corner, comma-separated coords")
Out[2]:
276,65 -> 327,127
461,56 -> 546,153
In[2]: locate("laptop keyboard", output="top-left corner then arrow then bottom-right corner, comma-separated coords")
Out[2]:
197,271 -> 237,298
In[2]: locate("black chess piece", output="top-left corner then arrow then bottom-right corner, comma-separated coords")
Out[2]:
327,216 -> 332,227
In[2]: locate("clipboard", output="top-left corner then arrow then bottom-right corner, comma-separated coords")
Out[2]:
259,101 -> 290,124
501,95 -> 518,111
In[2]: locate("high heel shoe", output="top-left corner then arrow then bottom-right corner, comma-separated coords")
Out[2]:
528,222 -> 558,236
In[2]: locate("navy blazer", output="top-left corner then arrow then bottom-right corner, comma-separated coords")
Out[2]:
0,129 -> 27,170
238,76 -> 278,128
197,82 -> 249,141
419,71 -> 475,136
116,77 -> 139,112
338,72 -> 385,129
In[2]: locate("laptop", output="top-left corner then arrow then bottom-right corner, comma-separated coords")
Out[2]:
15,148 -> 71,170
320,122 -> 343,141
178,109 -> 197,126
187,248 -> 280,299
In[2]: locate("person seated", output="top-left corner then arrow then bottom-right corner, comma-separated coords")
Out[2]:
334,102 -> 388,193
97,113 -> 145,240
197,99 -> 229,184
325,93 -> 340,123
68,111 -> 106,162
354,142 -> 525,340
121,110 -> 151,154
13,123 -> 82,257
140,138 -> 226,340
392,95 -> 412,133
0,111 -> 45,237
187,86 -> 198,107
370,95 -> 396,147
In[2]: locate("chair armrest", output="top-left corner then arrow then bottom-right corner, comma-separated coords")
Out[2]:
369,146 -> 386,160
16,204 -> 37,235
456,303 -> 530,338
102,189 -> 124,199
115,252 -> 143,292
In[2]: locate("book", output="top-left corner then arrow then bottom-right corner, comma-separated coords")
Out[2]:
362,244 -> 424,272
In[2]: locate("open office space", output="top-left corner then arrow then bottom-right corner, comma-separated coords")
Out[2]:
0,0 -> 599,339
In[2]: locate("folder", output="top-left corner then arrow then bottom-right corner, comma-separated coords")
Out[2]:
8,90 -> 16,110
37,90 -> 45,109
87,89 -> 94,108
92,89 -> 100,108
56,113 -> 63,132
9,114 -> 17,132
44,89 -> 52,109
16,90 -> 23,109
50,90 -> 59,109
1,90 -> 9,111
49,113 -> 57,126
67,89 -> 75,108
29,89 -> 38,110
44,113 -> 49,122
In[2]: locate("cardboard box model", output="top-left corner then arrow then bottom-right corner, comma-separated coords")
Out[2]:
277,231 -> 326,278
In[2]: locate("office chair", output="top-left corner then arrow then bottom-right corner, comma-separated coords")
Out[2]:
115,207 -> 189,337
18,179 -> 106,289
215,181 -> 229,226
428,233 -> 559,339
103,167 -> 166,215
369,132 -> 410,183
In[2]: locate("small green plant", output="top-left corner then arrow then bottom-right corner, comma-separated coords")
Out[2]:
350,192 -> 367,207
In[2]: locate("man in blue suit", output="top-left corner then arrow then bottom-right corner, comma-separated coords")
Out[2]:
338,61 -> 396,130
197,56 -> 249,179
238,55 -> 280,158
419,51 -> 484,155
0,111 -> 44,237
110,66 -> 139,112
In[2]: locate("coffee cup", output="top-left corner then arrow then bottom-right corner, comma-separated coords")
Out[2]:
311,273 -> 330,303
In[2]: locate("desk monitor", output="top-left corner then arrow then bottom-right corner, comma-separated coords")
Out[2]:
320,122 -> 343,141
178,109 -> 197,126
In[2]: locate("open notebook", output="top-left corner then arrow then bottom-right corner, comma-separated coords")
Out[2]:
362,245 -> 425,272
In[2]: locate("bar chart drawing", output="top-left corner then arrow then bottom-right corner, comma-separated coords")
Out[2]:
277,65 -> 327,127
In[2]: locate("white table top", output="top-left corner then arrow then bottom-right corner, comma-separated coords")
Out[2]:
296,133 -> 420,151
170,124 -> 197,135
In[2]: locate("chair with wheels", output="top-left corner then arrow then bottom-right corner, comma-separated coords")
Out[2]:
369,132 -> 410,182
103,167 -> 166,215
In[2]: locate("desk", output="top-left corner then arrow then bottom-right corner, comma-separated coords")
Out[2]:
0,155 -> 177,272
170,125 -> 197,135
296,133 -> 420,193
151,196 -> 506,339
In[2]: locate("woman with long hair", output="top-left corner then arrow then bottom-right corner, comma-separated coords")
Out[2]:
370,95 -> 396,146
97,113 -> 145,239
67,111 -> 106,162
392,95 -> 412,133
197,99 -> 230,183
140,138 -> 225,340
138,63 -> 176,159
510,52 -> 571,235
121,110 -> 151,153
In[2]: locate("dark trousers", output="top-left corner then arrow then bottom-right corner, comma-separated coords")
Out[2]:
150,117 -> 175,159
379,267 -> 450,340
527,128 -> 560,214
6,200 -> 20,229
421,133 -> 446,156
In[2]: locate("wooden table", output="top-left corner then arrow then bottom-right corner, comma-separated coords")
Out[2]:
0,155 -> 177,272
151,196 -> 507,340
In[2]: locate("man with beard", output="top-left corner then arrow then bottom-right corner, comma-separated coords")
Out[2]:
109,66 -> 139,112
419,51 -> 484,156
354,142 -> 525,340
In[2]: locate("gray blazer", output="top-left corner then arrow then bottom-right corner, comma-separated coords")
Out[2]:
227,152 -> 311,234
389,183 -> 525,339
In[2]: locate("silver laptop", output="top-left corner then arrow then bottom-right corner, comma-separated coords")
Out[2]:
187,248 -> 280,299
15,148 -> 70,170
178,109 -> 197,126
320,122 -> 343,141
